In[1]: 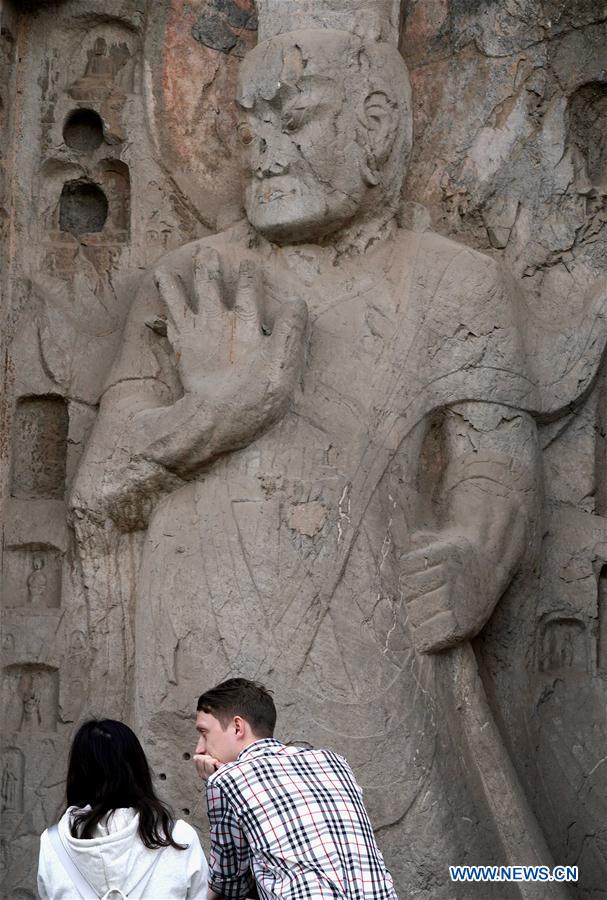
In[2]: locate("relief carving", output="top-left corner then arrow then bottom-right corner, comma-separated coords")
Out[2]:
72,1 -> 607,893
67,30 -> 135,144
539,617 -> 588,675
19,673 -> 42,732
2,545 -> 62,610
10,397 -> 68,501
3,0 -> 607,897
2,666 -> 58,735
0,749 -> 24,814
26,557 -> 47,606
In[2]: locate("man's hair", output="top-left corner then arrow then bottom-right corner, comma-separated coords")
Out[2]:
196,678 -> 276,737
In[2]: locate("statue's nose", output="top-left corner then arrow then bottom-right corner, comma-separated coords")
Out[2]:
253,134 -> 291,178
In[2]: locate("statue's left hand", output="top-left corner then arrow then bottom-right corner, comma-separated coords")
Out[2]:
400,531 -> 491,653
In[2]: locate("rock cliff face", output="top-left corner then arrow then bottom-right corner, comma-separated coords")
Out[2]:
1,2 -> 606,898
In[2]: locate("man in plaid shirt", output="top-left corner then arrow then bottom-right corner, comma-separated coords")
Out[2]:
193,679 -> 398,900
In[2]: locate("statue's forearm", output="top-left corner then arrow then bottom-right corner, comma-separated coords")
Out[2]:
438,402 -> 540,614
131,392 -> 216,477
135,385 -> 287,478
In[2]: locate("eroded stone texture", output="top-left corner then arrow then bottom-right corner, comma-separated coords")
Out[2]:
2,1 -> 607,899
0,0 -> 217,894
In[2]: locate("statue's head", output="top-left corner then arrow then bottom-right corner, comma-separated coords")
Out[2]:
236,0 -> 411,244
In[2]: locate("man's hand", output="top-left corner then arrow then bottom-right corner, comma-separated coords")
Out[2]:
400,531 -> 490,654
193,753 -> 222,780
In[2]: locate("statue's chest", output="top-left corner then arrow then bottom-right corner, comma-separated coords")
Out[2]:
295,288 -> 402,439
223,286 -> 407,509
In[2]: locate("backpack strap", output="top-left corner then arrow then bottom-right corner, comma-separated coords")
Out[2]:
47,824 -> 101,899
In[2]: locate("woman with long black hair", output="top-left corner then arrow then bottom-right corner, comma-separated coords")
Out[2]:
37,719 -> 208,899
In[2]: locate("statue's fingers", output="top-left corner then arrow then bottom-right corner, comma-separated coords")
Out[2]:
400,540 -> 452,575
154,267 -> 192,338
412,609 -> 459,654
234,259 -> 263,340
406,585 -> 449,629
401,563 -> 446,597
193,245 -> 224,313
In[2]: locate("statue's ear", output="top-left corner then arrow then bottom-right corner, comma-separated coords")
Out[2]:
362,91 -> 398,185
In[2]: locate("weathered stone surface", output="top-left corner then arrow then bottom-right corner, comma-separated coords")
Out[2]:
2,1 -> 607,899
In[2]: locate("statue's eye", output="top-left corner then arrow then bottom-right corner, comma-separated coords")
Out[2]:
282,109 -> 305,133
237,124 -> 255,146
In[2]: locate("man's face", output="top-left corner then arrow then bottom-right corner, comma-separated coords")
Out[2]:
195,710 -> 240,764
236,31 -> 368,243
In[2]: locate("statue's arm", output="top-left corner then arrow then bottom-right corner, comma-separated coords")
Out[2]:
71,247 -> 307,533
401,401 -> 540,653
69,270 -> 188,531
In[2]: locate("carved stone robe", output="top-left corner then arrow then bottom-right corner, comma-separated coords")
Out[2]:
103,221 -> 595,895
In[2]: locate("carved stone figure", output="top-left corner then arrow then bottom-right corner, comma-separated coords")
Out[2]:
71,1 -> 607,896
70,37 -> 120,101
0,749 -> 23,815
1,761 -> 18,812
19,675 -> 41,732
26,556 -> 46,606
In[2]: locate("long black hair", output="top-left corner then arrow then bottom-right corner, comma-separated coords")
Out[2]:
65,719 -> 186,850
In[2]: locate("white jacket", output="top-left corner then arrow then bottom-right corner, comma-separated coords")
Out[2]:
37,806 -> 208,899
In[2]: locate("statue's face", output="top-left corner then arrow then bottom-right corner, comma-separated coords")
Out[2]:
237,32 -> 368,243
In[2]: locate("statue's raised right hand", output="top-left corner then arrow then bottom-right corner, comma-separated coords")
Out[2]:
144,244 -> 307,474
154,244 -> 307,403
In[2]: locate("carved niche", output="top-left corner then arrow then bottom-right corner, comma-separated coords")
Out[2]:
1,544 -> 62,610
10,396 -> 68,501
0,748 -> 24,814
1,665 -> 59,735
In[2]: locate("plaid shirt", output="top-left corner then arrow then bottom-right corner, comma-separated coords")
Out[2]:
206,738 -> 398,900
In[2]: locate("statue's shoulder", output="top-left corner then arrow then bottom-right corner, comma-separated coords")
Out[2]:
401,227 -> 503,283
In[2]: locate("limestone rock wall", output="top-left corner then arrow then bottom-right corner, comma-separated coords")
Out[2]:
0,2 -> 239,894
0,1 -> 606,898
401,4 -> 607,894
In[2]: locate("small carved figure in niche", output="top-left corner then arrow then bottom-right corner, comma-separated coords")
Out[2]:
68,33 -> 131,143
2,632 -> 14,653
69,35 -> 130,102
69,37 -> 116,102
0,839 -> 9,878
19,674 -> 41,731
27,556 -> 47,606
67,678 -> 86,721
87,37 -> 115,80
564,82 -> 607,279
540,618 -> 586,674
69,630 -> 87,654
96,163 -> 130,240
1,756 -> 19,811
568,82 -> 607,193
